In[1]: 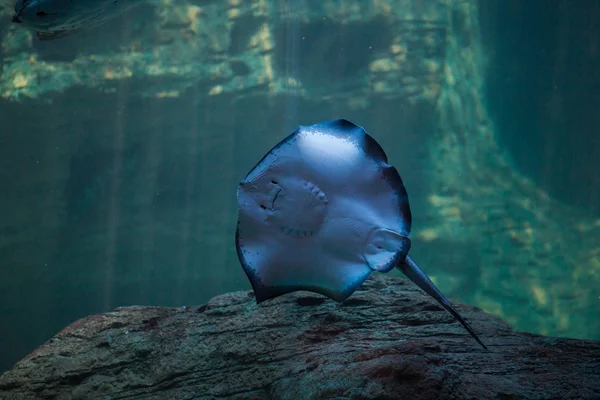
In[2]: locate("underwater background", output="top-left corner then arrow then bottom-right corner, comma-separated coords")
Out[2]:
0,0 -> 598,374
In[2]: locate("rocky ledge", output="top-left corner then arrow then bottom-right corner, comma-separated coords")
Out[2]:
0,276 -> 598,400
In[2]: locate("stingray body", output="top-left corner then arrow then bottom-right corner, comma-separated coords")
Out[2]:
11,0 -> 145,40
236,119 -> 487,349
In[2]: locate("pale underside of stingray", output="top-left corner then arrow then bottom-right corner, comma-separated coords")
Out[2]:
236,119 -> 487,350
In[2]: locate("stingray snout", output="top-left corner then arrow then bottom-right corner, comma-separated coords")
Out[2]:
238,178 -> 282,213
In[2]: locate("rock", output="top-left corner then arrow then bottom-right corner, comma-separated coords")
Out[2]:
1,276 -> 598,400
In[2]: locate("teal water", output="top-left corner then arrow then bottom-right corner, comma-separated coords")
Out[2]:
0,0 -> 598,375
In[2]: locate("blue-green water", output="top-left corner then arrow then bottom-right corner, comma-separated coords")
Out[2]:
0,0 -> 598,375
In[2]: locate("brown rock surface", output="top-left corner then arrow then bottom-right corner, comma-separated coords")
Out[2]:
1,276 -> 598,400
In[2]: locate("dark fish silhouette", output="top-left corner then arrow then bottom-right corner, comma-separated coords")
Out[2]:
236,119 -> 488,349
11,0 -> 144,40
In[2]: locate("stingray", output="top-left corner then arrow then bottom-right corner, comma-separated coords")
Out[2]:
235,119 -> 487,349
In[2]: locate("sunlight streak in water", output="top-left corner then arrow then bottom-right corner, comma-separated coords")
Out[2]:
103,21 -> 131,312
279,1 -> 301,127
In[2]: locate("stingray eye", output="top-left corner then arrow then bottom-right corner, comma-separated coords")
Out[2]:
260,205 -> 266,210
271,180 -> 278,184
36,11 -> 48,17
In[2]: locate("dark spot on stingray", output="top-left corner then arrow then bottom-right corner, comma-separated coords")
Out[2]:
36,11 -> 48,17
296,296 -> 326,307
260,205 -> 266,210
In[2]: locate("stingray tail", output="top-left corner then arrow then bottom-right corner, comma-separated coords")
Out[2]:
396,256 -> 488,350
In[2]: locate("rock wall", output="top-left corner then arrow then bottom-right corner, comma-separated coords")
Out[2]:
419,1 -> 600,340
